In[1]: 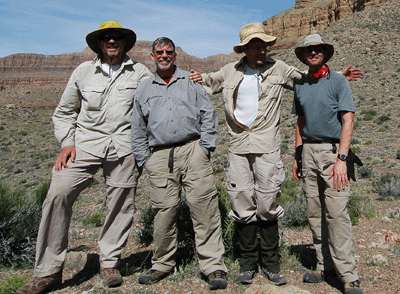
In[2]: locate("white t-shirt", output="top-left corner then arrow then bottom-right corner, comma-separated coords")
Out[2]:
101,63 -> 121,78
234,64 -> 261,128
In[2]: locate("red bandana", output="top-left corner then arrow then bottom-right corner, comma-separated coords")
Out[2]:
162,76 -> 173,84
308,65 -> 329,80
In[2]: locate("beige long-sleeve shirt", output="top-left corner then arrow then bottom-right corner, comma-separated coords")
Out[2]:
52,55 -> 151,158
201,56 -> 303,154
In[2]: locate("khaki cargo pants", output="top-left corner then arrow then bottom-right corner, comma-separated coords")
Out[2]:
34,143 -> 138,277
145,140 -> 227,276
302,143 -> 358,283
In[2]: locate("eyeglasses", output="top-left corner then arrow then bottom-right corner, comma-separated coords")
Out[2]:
305,46 -> 324,54
154,50 -> 175,56
99,34 -> 124,42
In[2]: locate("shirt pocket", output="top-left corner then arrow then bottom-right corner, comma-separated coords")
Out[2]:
261,76 -> 285,100
117,82 -> 139,103
221,82 -> 236,102
80,86 -> 105,111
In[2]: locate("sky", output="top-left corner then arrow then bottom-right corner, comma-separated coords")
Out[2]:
0,0 -> 295,58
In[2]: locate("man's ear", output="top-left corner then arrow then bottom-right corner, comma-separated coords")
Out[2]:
150,52 -> 156,61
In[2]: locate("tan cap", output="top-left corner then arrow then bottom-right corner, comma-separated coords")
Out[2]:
233,22 -> 277,54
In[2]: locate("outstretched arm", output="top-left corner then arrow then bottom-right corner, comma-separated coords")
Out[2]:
342,65 -> 362,81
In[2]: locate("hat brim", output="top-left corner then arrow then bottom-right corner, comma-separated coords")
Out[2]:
86,28 -> 136,54
233,34 -> 277,54
295,43 -> 334,65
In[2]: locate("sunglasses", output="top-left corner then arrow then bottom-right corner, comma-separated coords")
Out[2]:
99,34 -> 124,42
305,46 -> 324,54
154,50 -> 175,56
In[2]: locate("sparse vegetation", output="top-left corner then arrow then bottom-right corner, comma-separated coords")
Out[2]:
0,179 -> 48,266
373,173 -> 400,200
0,274 -> 30,294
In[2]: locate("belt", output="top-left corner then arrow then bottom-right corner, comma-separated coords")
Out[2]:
303,139 -> 339,154
151,136 -> 200,173
302,139 -> 340,144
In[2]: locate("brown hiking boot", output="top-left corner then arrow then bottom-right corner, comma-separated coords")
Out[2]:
303,269 -> 337,283
344,280 -> 363,294
100,267 -> 123,288
15,272 -> 62,294
207,270 -> 227,290
138,269 -> 171,284
261,269 -> 287,286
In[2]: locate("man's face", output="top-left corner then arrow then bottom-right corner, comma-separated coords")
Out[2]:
150,43 -> 176,71
242,38 -> 269,69
303,45 -> 326,68
98,31 -> 126,62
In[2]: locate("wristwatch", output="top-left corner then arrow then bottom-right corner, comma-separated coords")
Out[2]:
337,153 -> 347,161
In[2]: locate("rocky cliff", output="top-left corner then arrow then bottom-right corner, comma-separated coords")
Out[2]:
264,0 -> 391,52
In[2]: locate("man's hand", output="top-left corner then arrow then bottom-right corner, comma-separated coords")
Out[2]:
55,146 -> 76,171
189,70 -> 203,84
342,65 -> 362,81
292,160 -> 301,181
329,159 -> 348,191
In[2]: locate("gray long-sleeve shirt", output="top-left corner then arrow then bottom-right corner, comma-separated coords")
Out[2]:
131,67 -> 218,167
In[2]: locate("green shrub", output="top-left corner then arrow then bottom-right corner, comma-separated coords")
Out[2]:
18,131 -> 28,136
358,166 -> 373,179
82,213 -> 105,227
0,274 -> 30,294
396,150 -> 400,159
281,195 -> 308,228
375,114 -> 390,124
347,190 -> 376,225
373,173 -> 400,200
364,109 -> 376,120
0,180 -> 47,266
34,179 -> 50,205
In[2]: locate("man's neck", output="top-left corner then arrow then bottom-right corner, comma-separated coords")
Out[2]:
102,55 -> 124,65
157,66 -> 176,80
308,65 -> 324,74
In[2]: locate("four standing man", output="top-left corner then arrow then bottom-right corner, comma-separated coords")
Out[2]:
17,19 -> 363,294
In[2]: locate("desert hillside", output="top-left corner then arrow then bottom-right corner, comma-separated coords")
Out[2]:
0,1 -> 400,293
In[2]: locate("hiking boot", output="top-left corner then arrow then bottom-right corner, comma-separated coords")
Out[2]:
237,270 -> 256,284
100,267 -> 123,288
344,280 -> 363,294
261,268 -> 287,286
303,269 -> 337,283
138,269 -> 171,284
207,270 -> 227,290
15,271 -> 62,294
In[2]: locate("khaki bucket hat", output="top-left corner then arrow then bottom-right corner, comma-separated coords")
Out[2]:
295,34 -> 334,65
233,22 -> 277,54
86,21 -> 136,54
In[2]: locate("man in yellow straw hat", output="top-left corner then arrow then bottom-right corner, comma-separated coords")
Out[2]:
16,21 -> 151,294
190,22 -> 361,286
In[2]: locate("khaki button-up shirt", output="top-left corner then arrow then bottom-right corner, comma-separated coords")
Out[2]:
202,56 -> 303,154
52,55 -> 151,158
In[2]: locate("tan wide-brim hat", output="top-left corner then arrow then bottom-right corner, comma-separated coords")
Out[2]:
233,22 -> 277,54
295,34 -> 334,65
86,20 -> 136,54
